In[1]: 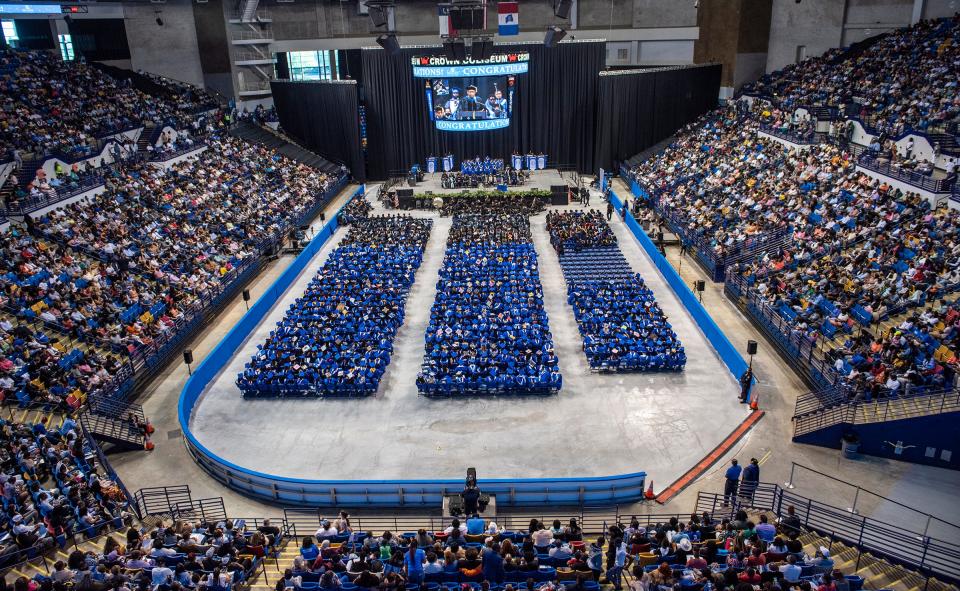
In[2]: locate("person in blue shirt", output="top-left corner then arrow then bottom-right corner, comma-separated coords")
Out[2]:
482,541 -> 505,584
300,537 -> 320,561
723,459 -> 742,506
403,538 -> 425,586
466,515 -> 485,535
741,457 -> 760,503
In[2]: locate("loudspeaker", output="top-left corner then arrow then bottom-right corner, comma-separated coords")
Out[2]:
550,185 -> 569,206
747,340 -> 758,356
397,188 -> 413,198
376,33 -> 400,55
544,26 -> 566,48
695,280 -> 705,292
450,5 -> 484,29
554,0 -> 572,19
368,4 -> 387,27
472,38 -> 493,61
242,289 -> 250,302
183,349 -> 193,365
444,38 -> 466,61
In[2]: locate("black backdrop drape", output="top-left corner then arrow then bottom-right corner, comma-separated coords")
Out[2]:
361,41 -> 605,180
271,80 -> 366,181
594,64 -> 721,173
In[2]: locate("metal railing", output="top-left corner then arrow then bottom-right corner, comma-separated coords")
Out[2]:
695,482 -> 960,585
149,140 -> 208,162
758,123 -> 817,145
858,153 -> 956,194
1,175 -> 105,216
793,387 -> 960,437
782,462 -> 960,544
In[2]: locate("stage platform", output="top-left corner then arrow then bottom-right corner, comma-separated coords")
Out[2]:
184,184 -> 750,504
407,168 -> 570,195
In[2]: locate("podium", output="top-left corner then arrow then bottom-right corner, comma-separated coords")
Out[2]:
443,493 -> 496,517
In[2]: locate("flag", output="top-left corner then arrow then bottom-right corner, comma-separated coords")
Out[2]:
439,5 -> 457,37
498,1 -> 519,36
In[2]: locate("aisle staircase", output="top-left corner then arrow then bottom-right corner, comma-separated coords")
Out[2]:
16,159 -> 43,190
137,123 -> 159,153
78,410 -> 147,452
0,527 -> 132,581
229,121 -> 342,174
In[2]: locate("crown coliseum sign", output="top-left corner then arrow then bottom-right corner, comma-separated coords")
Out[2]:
411,52 -> 530,78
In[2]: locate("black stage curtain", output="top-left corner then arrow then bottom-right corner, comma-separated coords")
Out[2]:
361,41 -> 605,180
594,64 -> 721,173
271,80 -> 366,181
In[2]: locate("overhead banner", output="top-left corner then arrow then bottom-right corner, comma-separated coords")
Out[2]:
411,52 -> 530,78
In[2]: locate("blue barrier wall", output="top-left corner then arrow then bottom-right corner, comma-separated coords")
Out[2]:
608,189 -> 751,393
179,185 -> 647,507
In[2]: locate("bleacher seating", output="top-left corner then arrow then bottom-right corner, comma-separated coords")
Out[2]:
743,16 -> 960,136
237,216 -> 431,397
0,414 -> 129,570
0,48 -> 219,162
0,134 -> 343,409
621,15 -> 960,397
417,213 -> 561,395
547,210 -> 685,372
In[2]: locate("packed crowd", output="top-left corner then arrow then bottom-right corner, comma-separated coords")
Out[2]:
743,15 -> 960,135
6,511 -> 277,591
283,509 -> 850,591
0,416 -> 130,567
0,49 -> 218,160
546,210 -> 616,255
237,216 -> 431,397
33,135 -> 338,297
417,213 -> 562,395
823,300 -> 960,399
340,194 -> 374,225
547,211 -> 685,373
0,135 -> 341,407
438,193 -> 547,218
623,16 -> 960,394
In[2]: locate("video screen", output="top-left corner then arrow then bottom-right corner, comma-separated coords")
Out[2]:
412,52 -> 529,132
427,76 -> 514,131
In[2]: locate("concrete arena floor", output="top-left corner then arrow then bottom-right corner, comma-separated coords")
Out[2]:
110,181 -> 960,536
186,184 -> 749,484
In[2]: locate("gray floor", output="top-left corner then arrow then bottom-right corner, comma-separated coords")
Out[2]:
187,185 -> 749,484
110,181 -> 960,535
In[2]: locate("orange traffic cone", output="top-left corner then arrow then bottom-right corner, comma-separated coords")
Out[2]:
749,392 -> 760,411
144,421 -> 155,435
144,440 -> 155,451
644,481 -> 655,500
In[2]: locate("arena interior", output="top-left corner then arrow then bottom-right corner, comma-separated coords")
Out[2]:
0,1 -> 959,591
